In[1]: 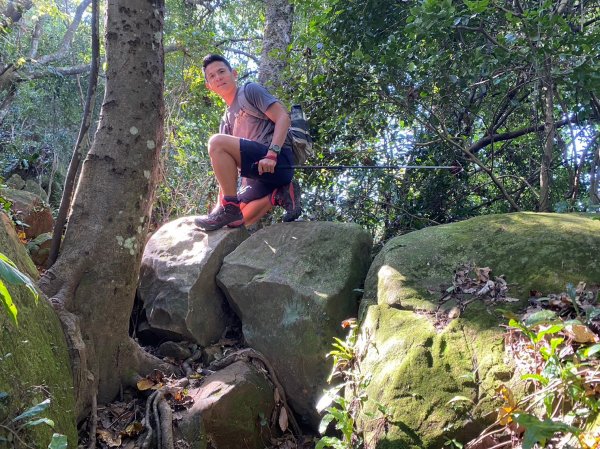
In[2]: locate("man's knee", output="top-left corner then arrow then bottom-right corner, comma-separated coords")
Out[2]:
208,134 -> 238,157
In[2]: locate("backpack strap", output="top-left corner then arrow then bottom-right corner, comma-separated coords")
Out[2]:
237,82 -> 268,120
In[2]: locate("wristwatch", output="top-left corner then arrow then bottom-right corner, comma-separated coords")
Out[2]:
268,144 -> 282,154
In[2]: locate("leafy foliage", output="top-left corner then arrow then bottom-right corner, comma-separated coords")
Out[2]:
0,252 -> 38,326
316,319 -> 388,449
1,0 -> 599,240
0,396 -> 67,448
467,284 -> 600,448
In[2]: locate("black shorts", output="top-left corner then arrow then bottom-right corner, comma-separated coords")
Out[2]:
238,138 -> 294,203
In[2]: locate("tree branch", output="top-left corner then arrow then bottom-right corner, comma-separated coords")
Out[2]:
219,47 -> 260,65
469,116 -> 580,153
454,25 -> 508,51
29,16 -> 45,59
36,0 -> 93,65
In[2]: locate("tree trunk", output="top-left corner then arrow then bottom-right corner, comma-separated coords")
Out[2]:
591,143 -> 600,206
39,0 -> 171,420
47,0 -> 100,269
539,58 -> 555,212
258,0 -> 293,90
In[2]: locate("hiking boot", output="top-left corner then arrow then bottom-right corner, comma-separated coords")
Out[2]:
195,202 -> 244,231
272,180 -> 302,222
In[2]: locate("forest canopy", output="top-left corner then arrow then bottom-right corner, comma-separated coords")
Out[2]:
0,0 -> 598,243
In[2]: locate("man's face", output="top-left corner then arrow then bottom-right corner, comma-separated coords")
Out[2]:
204,61 -> 237,98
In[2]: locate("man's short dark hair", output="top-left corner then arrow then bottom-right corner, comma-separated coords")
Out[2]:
202,54 -> 232,73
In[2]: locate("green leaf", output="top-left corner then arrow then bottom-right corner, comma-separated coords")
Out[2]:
514,413 -> 579,449
24,417 -> 55,428
463,0 -> 489,13
319,413 -> 335,434
577,343 -> 600,359
48,434 -> 68,449
521,373 -> 549,385
11,399 -> 51,423
524,310 -> 557,327
0,253 -> 31,285
0,253 -> 38,304
315,436 -> 343,449
533,324 -> 564,343
447,395 -> 473,404
0,280 -> 18,326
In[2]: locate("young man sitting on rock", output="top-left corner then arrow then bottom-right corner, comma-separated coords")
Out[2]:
195,54 -> 302,231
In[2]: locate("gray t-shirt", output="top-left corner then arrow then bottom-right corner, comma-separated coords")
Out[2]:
220,82 -> 291,147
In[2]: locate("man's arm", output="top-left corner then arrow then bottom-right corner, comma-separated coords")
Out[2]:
264,101 -> 291,149
256,101 -> 290,175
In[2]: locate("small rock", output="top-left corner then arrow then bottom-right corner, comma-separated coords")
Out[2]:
157,341 -> 192,361
201,345 -> 223,365
26,232 -> 52,266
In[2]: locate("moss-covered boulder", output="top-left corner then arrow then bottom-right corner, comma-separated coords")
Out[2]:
218,222 -> 373,428
0,212 -> 76,446
360,213 -> 600,448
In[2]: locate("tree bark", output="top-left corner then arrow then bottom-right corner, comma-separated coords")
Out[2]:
539,58 -> 556,212
591,143 -> 600,206
258,0 -> 293,90
47,0 -> 100,269
39,0 -> 171,420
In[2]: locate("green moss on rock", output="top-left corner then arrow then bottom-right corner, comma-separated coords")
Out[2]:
0,213 -> 76,446
360,213 -> 600,448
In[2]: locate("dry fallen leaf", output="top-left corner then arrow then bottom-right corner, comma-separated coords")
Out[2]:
278,407 -> 288,432
121,421 -> 144,438
136,378 -> 155,391
579,432 -> 600,449
97,429 -> 122,447
565,324 -> 599,343
476,267 -> 491,283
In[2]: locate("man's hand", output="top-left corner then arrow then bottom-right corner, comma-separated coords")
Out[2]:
258,157 -> 277,175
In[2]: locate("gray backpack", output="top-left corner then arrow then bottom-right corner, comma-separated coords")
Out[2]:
234,83 -> 314,164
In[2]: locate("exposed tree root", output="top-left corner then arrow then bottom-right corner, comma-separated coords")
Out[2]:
49,301 -> 95,421
142,390 -> 174,449
208,347 -> 302,436
87,393 -> 97,449
182,349 -> 203,377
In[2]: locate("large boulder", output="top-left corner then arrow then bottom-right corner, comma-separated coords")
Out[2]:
0,187 -> 53,239
0,212 -> 76,446
138,217 -> 248,345
176,361 -> 276,449
217,222 -> 373,428
359,212 -> 600,448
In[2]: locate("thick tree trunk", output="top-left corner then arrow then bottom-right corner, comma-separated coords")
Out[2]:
40,0 -> 170,420
258,0 -> 293,90
539,58 -> 555,212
